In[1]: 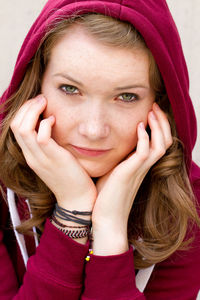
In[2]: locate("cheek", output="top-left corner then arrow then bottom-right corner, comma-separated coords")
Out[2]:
119,121 -> 138,152
119,109 -> 150,151
51,114 -> 73,143
42,100 -> 71,142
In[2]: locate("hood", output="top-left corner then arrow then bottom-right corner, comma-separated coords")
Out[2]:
0,0 -> 198,175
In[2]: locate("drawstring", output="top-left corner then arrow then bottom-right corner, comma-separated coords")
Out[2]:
25,199 -> 39,247
7,188 -> 29,267
136,264 -> 155,292
6,188 -> 39,268
130,244 -> 155,292
7,188 -> 154,290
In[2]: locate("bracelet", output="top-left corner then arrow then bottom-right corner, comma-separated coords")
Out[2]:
55,204 -> 92,216
51,215 -> 87,228
50,218 -> 90,239
54,204 -> 92,226
57,227 -> 90,239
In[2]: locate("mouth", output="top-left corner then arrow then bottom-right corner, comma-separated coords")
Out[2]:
70,145 -> 111,157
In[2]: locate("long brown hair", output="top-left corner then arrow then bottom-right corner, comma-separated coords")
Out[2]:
0,13 -> 199,269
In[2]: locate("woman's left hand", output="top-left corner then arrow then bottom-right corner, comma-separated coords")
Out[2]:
91,103 -> 173,243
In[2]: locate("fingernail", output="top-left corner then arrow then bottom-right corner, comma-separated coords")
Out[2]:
37,95 -> 45,103
139,122 -> 145,130
150,111 -> 157,120
49,115 -> 55,122
153,103 -> 160,111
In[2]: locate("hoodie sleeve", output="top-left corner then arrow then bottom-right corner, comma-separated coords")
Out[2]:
82,246 -> 145,300
0,218 -> 90,300
81,228 -> 200,300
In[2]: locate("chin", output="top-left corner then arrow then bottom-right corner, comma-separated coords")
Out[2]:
85,167 -> 109,178
79,160 -> 113,178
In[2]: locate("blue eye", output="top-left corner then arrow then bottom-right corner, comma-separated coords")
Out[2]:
59,85 -> 79,95
118,93 -> 139,103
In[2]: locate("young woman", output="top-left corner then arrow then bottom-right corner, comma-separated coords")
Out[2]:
0,0 -> 200,299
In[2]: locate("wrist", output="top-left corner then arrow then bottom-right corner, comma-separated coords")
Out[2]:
92,226 -> 129,256
51,203 -> 93,245
50,217 -> 90,245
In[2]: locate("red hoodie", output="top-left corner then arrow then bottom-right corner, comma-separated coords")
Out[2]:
0,0 -> 200,299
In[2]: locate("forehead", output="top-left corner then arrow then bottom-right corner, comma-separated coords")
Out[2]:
48,25 -> 150,85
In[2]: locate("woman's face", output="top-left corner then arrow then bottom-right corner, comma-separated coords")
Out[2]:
41,25 -> 155,177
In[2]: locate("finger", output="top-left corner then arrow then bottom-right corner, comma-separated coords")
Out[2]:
148,110 -> 166,162
18,95 -> 46,133
153,103 -> 173,149
10,99 -> 33,132
14,96 -> 47,152
121,122 -> 150,176
10,95 -> 48,168
135,122 -> 150,162
10,95 -> 44,131
37,115 -> 55,144
10,95 -> 46,148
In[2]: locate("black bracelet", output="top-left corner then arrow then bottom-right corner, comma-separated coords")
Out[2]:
55,203 -> 92,216
51,215 -> 88,228
53,204 -> 92,226
54,210 -> 92,226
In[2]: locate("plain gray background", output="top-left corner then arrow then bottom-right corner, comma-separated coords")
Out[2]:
0,0 -> 199,165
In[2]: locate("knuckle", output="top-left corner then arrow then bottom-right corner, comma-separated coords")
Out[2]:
18,127 -> 29,138
39,159 -> 49,171
37,137 -> 48,146
10,117 -> 19,132
27,160 -> 34,170
138,150 -> 149,161
25,155 -> 35,170
10,120 -> 16,131
166,137 -> 173,148
157,147 -> 166,158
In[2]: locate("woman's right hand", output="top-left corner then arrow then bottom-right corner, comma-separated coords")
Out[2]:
10,94 -> 97,211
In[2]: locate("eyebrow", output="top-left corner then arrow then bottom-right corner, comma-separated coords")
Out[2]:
53,73 -> 150,91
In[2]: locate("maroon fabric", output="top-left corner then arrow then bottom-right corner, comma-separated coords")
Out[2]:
0,0 -> 200,299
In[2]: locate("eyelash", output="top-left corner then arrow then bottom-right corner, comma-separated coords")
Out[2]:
59,84 -> 139,103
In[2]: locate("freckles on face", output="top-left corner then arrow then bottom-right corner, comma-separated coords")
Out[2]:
41,25 -> 155,177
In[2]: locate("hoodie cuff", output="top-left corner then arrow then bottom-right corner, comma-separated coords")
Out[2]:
27,218 -> 90,287
83,245 -> 143,299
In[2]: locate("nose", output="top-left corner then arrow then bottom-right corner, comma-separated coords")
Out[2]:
78,103 -> 110,141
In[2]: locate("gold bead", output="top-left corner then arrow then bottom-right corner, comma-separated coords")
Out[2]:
85,256 -> 90,261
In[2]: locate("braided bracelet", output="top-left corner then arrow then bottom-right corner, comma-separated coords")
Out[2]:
50,218 -> 90,239
57,226 -> 90,239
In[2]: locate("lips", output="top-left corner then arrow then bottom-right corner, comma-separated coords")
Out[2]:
70,145 -> 110,157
